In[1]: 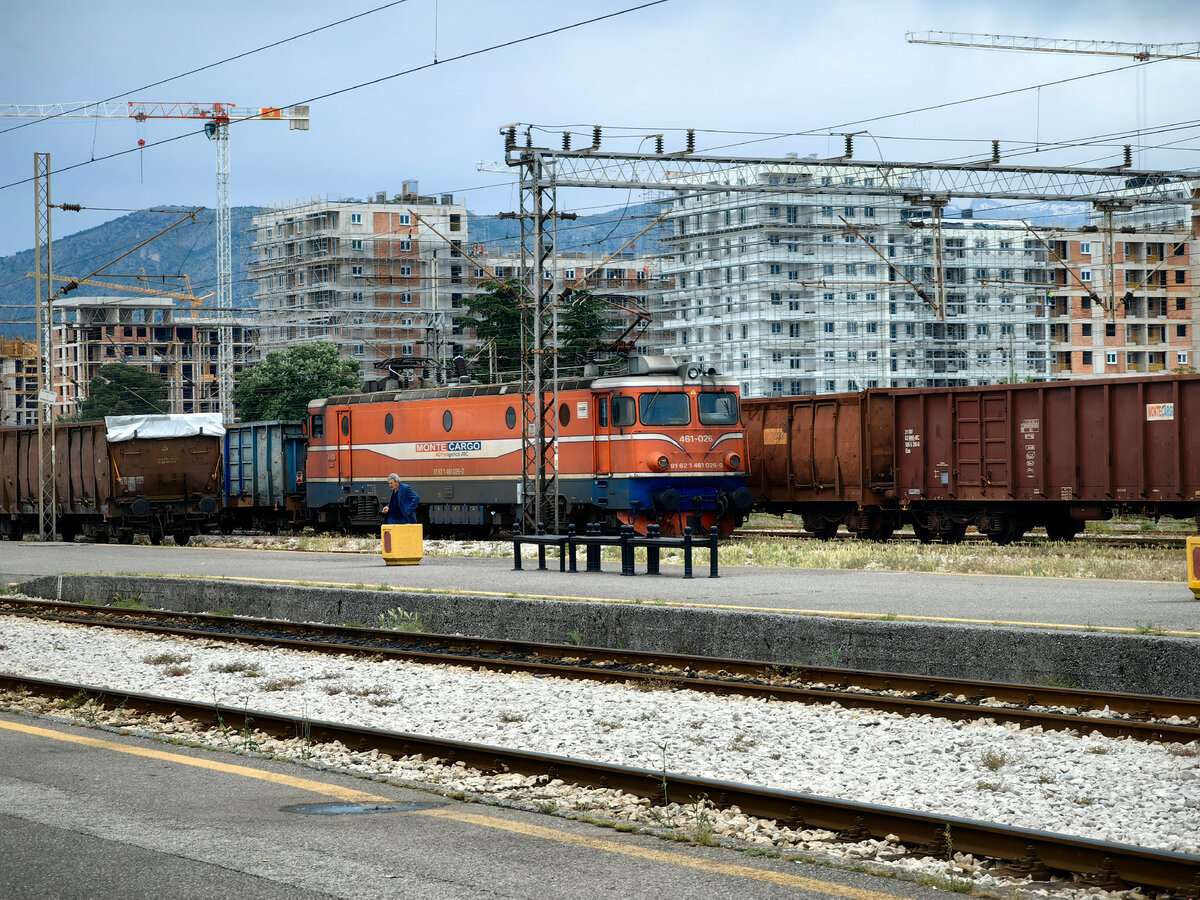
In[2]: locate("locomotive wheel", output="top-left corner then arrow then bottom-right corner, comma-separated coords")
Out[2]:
173,532 -> 191,547
7,520 -> 22,541
116,529 -> 135,545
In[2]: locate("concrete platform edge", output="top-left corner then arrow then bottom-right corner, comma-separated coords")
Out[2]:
17,574 -> 1200,699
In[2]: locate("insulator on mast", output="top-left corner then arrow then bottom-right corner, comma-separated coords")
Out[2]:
655,134 -> 663,155
686,129 -> 695,153
562,131 -> 571,151
592,125 -> 601,149
844,134 -> 853,158
992,140 -> 1000,163
505,126 -> 516,151
1123,144 -> 1132,168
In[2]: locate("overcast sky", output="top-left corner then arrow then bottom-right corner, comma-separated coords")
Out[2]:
3,0 -> 1200,258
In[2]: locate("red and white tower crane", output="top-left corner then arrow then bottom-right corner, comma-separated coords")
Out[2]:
0,101 -> 310,421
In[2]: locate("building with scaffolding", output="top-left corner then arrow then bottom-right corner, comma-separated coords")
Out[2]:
51,296 -> 256,416
0,338 -> 39,426
249,187 -> 477,384
654,162 -> 1057,397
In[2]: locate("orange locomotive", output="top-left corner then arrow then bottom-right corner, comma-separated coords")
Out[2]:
304,356 -> 754,536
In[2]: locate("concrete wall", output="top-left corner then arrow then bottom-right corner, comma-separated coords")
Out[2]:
19,574 -> 1200,698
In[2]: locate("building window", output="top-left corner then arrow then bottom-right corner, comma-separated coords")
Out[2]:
1179,351 -> 1190,366
399,266 -> 412,277
1082,323 -> 1092,337
1080,270 -> 1091,282
1178,325 -> 1188,338
1176,270 -> 1187,284
1082,351 -> 1093,365
823,322 -> 835,334
351,265 -> 363,276
1106,351 -> 1118,365
1106,323 -> 1116,337
770,322 -> 782,334
351,239 -> 364,251
350,213 -> 362,224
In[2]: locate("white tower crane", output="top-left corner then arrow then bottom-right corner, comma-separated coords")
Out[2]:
0,102 -> 310,421
905,32 -> 1200,60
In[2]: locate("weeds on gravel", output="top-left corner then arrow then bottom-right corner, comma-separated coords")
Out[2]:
262,677 -> 305,692
143,651 -> 191,666
209,661 -> 263,677
980,749 -> 1009,771
205,607 -> 236,617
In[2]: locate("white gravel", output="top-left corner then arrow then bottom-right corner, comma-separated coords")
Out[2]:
2,614 -> 1198,869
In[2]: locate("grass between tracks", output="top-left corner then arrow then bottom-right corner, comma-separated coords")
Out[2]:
189,514 -> 1192,583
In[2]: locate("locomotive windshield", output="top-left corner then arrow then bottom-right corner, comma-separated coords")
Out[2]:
639,392 -> 690,426
697,391 -> 739,425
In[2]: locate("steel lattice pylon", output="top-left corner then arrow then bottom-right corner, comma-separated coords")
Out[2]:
515,148 -> 561,533
33,153 -> 56,542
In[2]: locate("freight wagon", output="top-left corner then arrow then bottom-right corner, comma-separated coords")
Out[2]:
0,413 -> 224,544
220,420 -> 308,533
744,374 -> 1200,543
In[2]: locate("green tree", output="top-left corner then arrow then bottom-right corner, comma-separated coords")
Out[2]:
458,279 -> 610,381
233,342 -> 362,421
77,364 -> 169,419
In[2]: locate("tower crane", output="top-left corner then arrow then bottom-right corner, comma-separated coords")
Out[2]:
905,32 -> 1200,61
0,101 -> 310,421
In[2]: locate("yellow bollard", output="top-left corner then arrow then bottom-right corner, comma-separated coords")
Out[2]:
381,524 -> 423,566
1188,536 -> 1200,599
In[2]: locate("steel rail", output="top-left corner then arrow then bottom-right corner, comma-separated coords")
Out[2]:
1,672 -> 1196,893
4,601 -> 1198,743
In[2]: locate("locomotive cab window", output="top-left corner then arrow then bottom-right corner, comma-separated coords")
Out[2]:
639,392 -> 690,426
384,413 -> 394,435
611,396 -> 636,427
558,403 -> 571,426
505,406 -> 516,429
443,410 -> 453,432
596,397 -> 608,428
310,414 -> 324,439
698,391 -> 739,425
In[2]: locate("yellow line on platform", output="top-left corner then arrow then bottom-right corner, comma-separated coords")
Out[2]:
2,718 -> 905,899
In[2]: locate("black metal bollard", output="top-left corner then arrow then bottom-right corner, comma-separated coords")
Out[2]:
536,522 -> 548,571
708,525 -> 720,578
681,526 -> 693,579
567,524 -> 577,573
586,523 -> 602,572
620,525 -> 635,576
645,524 -> 661,575
513,525 -> 523,570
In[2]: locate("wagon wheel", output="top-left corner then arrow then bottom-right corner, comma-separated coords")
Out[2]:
116,529 -> 135,545
148,522 -> 165,546
806,518 -> 840,541
173,531 -> 191,547
909,519 -> 935,544
936,522 -> 968,544
7,519 -> 23,541
1044,518 -> 1083,542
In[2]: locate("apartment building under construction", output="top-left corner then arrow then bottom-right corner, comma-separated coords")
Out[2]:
52,296 -> 256,416
0,338 -> 38,426
249,187 -> 478,384
656,162 -> 1056,397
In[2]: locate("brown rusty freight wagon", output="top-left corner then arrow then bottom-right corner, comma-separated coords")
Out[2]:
0,414 -> 223,544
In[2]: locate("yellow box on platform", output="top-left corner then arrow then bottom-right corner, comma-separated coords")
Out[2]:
381,524 -> 423,566
1188,536 -> 1200,599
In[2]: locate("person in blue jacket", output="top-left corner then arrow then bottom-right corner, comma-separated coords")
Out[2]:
382,473 -> 420,525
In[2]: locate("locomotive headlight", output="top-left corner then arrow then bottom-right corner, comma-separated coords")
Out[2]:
648,454 -> 671,472
724,451 -> 742,470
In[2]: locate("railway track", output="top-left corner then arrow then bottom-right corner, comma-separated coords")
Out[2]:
4,598 -> 1198,744
2,669 -> 1197,894
734,528 -> 1193,548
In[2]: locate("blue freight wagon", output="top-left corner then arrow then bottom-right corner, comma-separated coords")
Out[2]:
221,421 -> 308,533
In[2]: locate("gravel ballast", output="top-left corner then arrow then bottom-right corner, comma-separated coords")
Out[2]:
2,615 -> 1198,888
